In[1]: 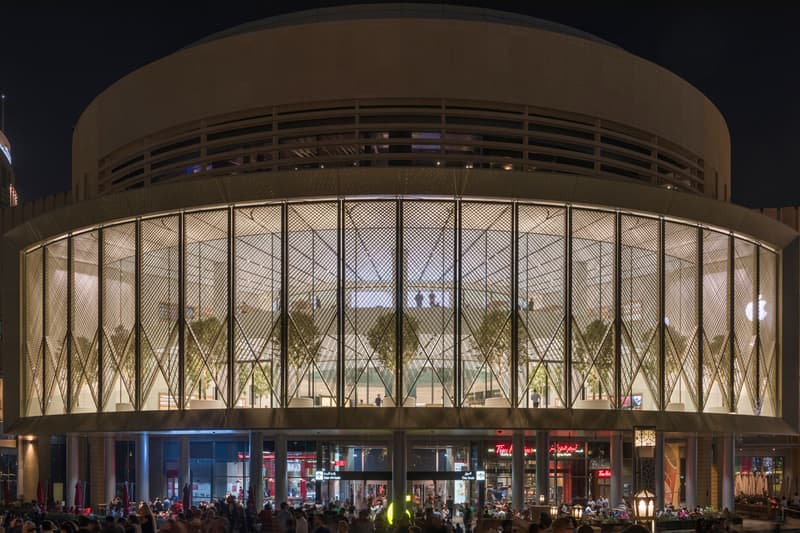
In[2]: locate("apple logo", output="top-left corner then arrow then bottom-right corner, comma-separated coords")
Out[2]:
745,294 -> 767,322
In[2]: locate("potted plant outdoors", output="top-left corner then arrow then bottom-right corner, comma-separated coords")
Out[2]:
366,310 -> 419,405
573,318 -> 613,402
287,310 -> 321,407
469,307 -> 514,406
185,316 -> 225,408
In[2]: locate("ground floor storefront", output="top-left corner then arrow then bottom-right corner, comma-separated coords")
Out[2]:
15,430 -> 799,515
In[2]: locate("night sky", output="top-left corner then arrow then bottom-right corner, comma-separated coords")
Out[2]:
2,3 -> 799,207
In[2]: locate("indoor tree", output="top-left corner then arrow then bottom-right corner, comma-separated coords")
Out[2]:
366,311 -> 420,401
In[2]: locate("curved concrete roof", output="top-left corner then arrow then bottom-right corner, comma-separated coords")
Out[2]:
188,3 -> 620,50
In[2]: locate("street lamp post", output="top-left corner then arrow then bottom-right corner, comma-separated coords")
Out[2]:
572,504 -> 583,523
550,504 -> 559,519
633,489 -> 656,533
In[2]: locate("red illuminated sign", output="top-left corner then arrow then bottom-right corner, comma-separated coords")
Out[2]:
596,469 -> 612,478
494,442 -> 583,457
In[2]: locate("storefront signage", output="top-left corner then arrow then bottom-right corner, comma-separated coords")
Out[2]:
460,470 -> 486,481
596,469 -> 612,478
315,470 -> 341,481
494,442 -> 583,458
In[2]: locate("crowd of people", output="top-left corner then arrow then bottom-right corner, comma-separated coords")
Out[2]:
0,494 -> 738,533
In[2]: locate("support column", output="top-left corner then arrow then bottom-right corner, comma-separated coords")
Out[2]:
685,434 -> 697,510
250,432 -> 264,512
274,434 -> 288,505
655,432 -> 665,511
721,434 -> 735,512
67,434 -> 80,509
512,432 -> 525,512
610,432 -> 623,509
535,432 -> 549,503
136,433 -> 150,503
179,437 -> 190,494
37,434 -> 51,497
149,438 -> 164,501
105,436 -> 117,502
392,431 -> 407,518
18,437 -> 38,500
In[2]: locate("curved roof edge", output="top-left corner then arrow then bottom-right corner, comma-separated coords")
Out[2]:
187,3 -> 620,50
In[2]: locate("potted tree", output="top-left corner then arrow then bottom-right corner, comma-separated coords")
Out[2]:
366,311 -> 419,405
186,316 -> 225,408
470,307 -> 512,406
573,318 -> 613,406
287,310 -> 321,407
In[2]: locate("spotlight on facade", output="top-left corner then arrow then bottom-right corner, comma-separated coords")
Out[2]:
572,504 -> 583,521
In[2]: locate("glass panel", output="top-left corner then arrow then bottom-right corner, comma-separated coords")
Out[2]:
619,215 -> 659,411
234,205 -> 282,408
184,209 -> 229,408
287,203 -> 338,406
571,209 -> 615,408
517,204 -> 566,408
344,201 -> 397,407
24,248 -> 44,417
733,238 -> 757,415
758,248 -> 777,417
702,230 -> 730,413
403,201 -> 456,407
460,202 -> 513,407
71,231 -> 99,413
102,223 -> 137,412
44,239 -> 69,415
664,222 -> 698,412
140,216 -> 181,411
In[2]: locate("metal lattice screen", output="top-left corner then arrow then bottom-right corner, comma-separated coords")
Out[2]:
517,204 -> 566,408
343,201 -> 397,406
620,215 -> 660,411
44,239 -> 68,415
403,201 -> 456,407
23,248 -> 44,417
234,206 -> 282,408
140,216 -> 181,411
184,209 -> 229,407
71,231 -> 100,412
702,229 -> 730,412
733,238 -> 758,415
287,203 -> 338,406
571,209 -> 615,407
460,202 -> 513,406
102,223 -> 136,412
758,248 -> 777,417
664,222 -> 699,412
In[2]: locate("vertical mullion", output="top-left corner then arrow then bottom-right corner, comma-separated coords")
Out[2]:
337,200 -> 345,407
178,213 -> 186,410
281,203 -> 290,408
565,207 -> 573,407
511,202 -> 519,407
658,219 -> 666,411
42,245 -> 47,414
696,227 -> 704,412
66,237 -> 73,413
97,228 -> 104,413
227,207 -> 235,409
135,220 -> 142,411
728,234 -> 735,412
613,213 -> 621,410
755,247 -> 761,409
454,200 -> 462,406
395,200 -> 403,405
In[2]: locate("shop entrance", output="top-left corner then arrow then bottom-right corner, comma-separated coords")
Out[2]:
408,472 -> 481,515
317,471 -> 391,508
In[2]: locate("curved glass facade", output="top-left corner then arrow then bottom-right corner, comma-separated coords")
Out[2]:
21,198 -> 779,417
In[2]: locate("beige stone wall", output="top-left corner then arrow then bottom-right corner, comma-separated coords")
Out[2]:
72,16 -> 730,201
